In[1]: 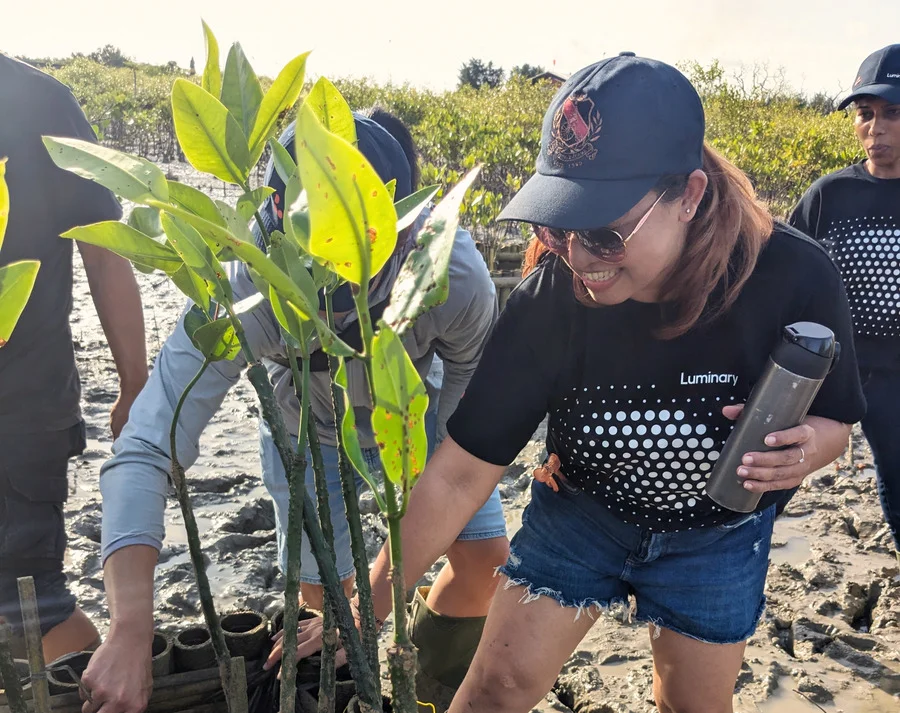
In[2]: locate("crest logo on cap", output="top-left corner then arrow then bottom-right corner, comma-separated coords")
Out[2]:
854,75 -> 863,87
548,93 -> 603,166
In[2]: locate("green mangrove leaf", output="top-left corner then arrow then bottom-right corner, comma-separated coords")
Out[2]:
200,20 -> 222,98
183,303 -> 210,340
284,184 -> 310,252
286,302 -> 356,358
385,179 -> 396,201
236,186 -> 275,222
154,201 -> 352,357
268,285 -> 301,349
271,234 -> 319,314
170,264 -> 210,312
42,137 -> 169,204
395,184 -> 440,232
306,77 -> 356,143
384,167 -> 481,336
268,138 -> 298,184
370,323 -> 428,487
312,259 -> 338,291
0,158 -> 8,250
160,212 -> 233,304
215,200 -> 255,243
333,358 -> 381,498
63,221 -> 182,274
167,180 -> 226,226
268,238 -> 314,346
127,206 -> 163,238
0,260 -> 40,348
171,78 -> 250,185
221,43 -> 263,140
249,52 -> 311,167
191,317 -> 241,361
293,103 -> 398,284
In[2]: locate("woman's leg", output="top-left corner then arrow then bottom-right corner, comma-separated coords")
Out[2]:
449,578 -> 596,713
650,626 -> 746,713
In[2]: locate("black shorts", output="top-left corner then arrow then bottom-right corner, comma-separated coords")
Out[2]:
0,423 -> 85,636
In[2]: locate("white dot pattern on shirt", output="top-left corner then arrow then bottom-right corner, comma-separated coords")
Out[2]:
824,219 -> 900,338
558,384 -> 734,526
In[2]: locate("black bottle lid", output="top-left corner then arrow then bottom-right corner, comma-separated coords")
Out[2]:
772,322 -> 837,380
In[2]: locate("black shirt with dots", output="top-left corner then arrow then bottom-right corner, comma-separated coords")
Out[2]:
790,162 -> 900,370
448,226 -> 866,530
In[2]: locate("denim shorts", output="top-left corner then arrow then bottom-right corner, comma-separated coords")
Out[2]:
259,412 -> 506,584
499,479 -> 776,644
0,424 -> 83,635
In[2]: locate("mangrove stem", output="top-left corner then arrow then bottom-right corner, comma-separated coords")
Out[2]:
326,294 -> 380,684
169,358 -> 244,713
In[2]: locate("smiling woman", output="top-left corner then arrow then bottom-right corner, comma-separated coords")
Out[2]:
292,52 -> 869,713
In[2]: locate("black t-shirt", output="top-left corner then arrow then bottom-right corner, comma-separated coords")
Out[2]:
790,162 -> 900,371
448,225 -> 866,530
0,55 -> 123,433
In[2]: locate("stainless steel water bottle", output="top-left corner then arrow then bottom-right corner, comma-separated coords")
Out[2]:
705,322 -> 838,513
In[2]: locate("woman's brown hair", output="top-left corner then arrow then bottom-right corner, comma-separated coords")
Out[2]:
521,143 -> 774,339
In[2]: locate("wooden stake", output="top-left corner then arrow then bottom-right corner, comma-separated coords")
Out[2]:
0,622 -> 28,713
17,576 -> 51,713
227,656 -> 247,713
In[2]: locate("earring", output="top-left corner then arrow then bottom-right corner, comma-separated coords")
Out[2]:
685,208 -> 691,214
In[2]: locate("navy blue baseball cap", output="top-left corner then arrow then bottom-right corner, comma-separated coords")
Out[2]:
838,44 -> 900,110
498,53 -> 705,231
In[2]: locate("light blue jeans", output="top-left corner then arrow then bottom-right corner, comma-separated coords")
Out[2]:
259,412 -> 506,583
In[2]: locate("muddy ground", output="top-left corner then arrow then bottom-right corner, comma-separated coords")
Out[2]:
61,163 -> 899,713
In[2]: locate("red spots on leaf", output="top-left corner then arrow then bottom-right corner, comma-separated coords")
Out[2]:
326,156 -> 337,170
385,413 -> 392,420
368,227 -> 377,245
324,192 -> 329,199
325,237 -> 334,244
344,262 -> 351,267
371,190 -> 378,197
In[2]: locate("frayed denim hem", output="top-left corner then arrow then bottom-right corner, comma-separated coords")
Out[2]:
634,594 -> 769,645
495,564 -> 632,623
495,563 -> 767,644
456,528 -> 508,542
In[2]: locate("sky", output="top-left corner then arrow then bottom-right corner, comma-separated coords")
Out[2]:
2,0 -> 898,98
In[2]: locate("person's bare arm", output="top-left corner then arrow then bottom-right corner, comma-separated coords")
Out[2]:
78,241 -> 148,438
80,545 -> 158,713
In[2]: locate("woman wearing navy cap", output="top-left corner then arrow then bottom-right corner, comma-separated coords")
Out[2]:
297,55 -> 865,712
791,44 -> 900,563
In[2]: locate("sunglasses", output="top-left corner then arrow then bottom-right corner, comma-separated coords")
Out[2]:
533,191 -> 668,264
